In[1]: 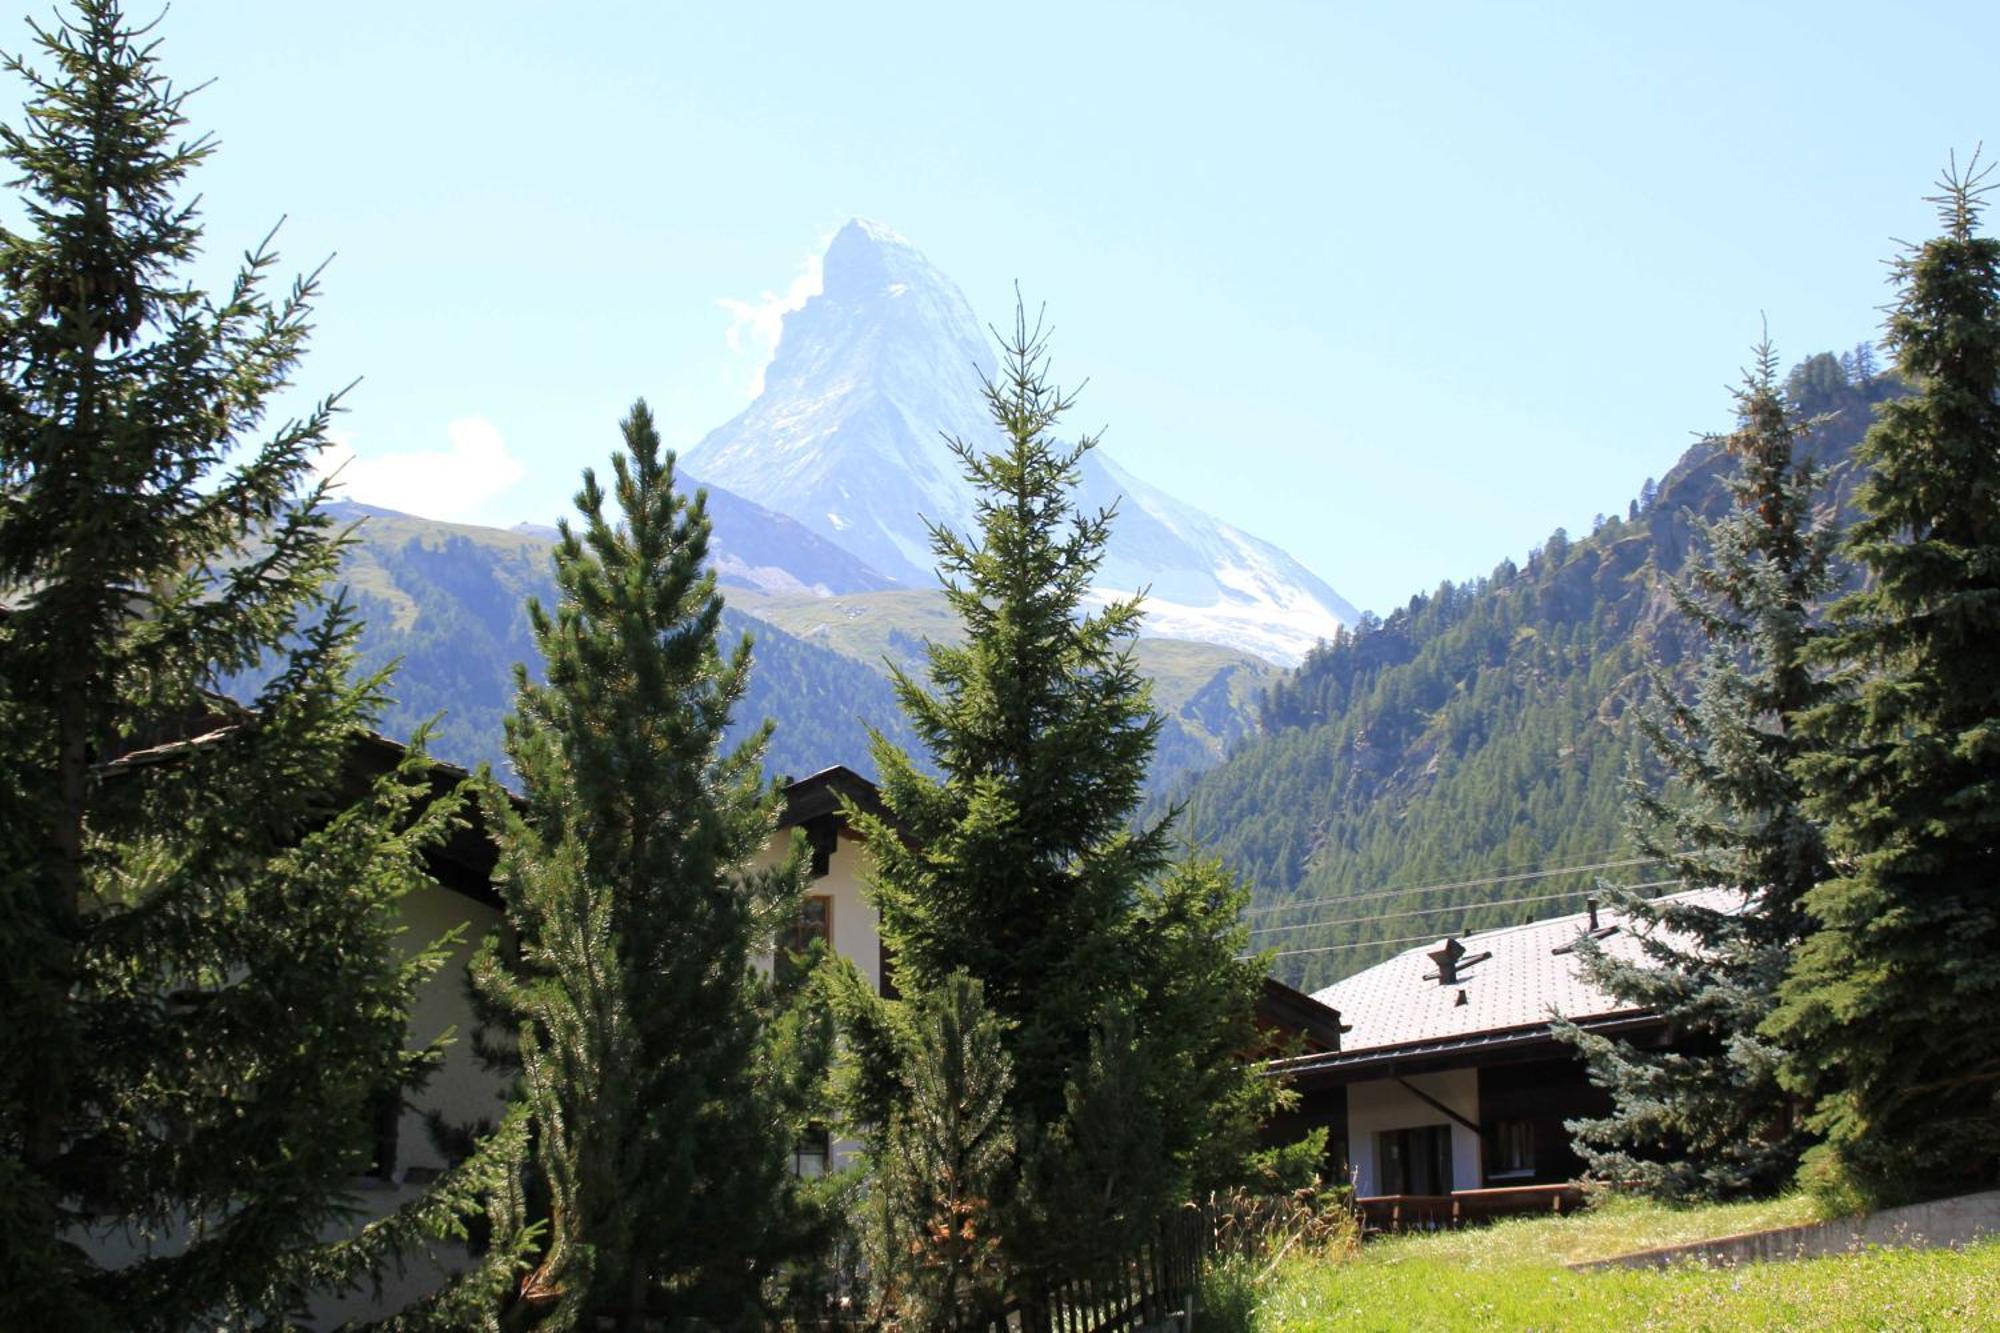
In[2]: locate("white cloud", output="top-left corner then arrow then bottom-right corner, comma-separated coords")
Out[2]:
716,245 -> 824,398
316,417 -> 526,521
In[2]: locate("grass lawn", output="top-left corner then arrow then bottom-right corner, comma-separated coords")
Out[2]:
1216,1195 -> 2000,1331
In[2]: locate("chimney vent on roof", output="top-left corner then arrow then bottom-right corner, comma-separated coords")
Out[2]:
1587,895 -> 1600,930
1428,937 -> 1467,986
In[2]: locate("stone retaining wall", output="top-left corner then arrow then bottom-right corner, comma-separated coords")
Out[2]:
1572,1189 -> 2000,1272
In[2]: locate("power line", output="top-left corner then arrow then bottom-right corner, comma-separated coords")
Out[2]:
1242,855 -> 1666,920
1260,930 -> 1451,962
1250,889 -> 1589,938
1247,878 -> 1687,939
1246,878 -> 1688,962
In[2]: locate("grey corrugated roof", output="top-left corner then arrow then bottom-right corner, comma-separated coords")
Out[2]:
1310,887 -> 1743,1055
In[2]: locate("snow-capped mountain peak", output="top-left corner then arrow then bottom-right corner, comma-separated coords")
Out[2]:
684,222 -> 1356,664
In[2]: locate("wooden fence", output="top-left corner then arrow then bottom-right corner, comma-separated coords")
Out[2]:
980,1205 -> 1210,1333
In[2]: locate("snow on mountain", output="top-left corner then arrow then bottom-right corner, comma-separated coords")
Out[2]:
1076,451 -> 1359,664
685,219 -> 1357,665
686,219 -> 988,584
687,474 -> 899,596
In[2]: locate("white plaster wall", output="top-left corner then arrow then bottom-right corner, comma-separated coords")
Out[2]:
1345,1069 -> 1483,1195
397,883 -> 509,1171
750,828 -> 881,1173
749,829 -> 882,996
307,883 -> 510,1326
327,829 -> 880,1321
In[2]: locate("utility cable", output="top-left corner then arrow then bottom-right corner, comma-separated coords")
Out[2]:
1242,854 -> 1667,920
1248,878 -> 1687,938
1246,877 -> 1688,962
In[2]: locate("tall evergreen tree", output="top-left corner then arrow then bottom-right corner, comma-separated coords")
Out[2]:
1557,341 -> 1835,1199
1771,158 -> 2000,1205
843,306 -> 1271,1302
0,4 -> 516,1326
470,400 -> 832,1330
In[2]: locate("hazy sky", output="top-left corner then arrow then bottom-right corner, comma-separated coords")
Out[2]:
25,1 -> 1996,614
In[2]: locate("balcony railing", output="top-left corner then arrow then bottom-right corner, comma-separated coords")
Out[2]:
1356,1182 -> 1584,1232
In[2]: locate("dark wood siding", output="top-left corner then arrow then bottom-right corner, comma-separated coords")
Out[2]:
1263,1078 -> 1351,1180
1476,1058 -> 1612,1186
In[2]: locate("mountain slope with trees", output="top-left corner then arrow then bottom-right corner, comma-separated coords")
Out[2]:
320,503 -> 923,785
729,585 -> 1278,792
321,505 -> 1269,795
1174,350 -> 1898,990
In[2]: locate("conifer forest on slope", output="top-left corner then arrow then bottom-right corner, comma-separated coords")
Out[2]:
1165,351 -> 1899,989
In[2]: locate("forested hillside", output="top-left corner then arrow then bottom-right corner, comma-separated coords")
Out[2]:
1174,351 -> 1896,989
322,505 -> 922,784
319,506 -> 1275,796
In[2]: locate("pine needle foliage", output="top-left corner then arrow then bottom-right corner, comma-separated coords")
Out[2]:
1557,341 -> 1836,1200
845,305 -> 1271,1298
471,400 -> 831,1330
1770,156 -> 2000,1206
0,3 -> 517,1326
870,972 -> 1016,1333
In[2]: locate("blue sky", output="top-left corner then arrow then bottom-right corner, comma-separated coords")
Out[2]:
31,1 -> 1997,614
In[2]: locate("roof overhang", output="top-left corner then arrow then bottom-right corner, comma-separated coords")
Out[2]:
779,764 -> 888,830
1255,976 -> 1350,1052
1263,1010 -> 1664,1086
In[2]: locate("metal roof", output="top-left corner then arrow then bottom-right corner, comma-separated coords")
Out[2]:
1310,886 -> 1743,1056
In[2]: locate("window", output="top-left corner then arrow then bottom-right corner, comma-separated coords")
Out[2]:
779,895 -> 833,981
1487,1118 -> 1535,1180
793,1127 -> 830,1179
1376,1124 -> 1452,1195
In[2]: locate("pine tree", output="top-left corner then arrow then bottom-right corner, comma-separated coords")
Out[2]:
870,972 -> 1015,1333
470,400 -> 831,1329
0,3 -> 518,1326
1770,158 -> 2000,1206
1556,341 -> 1835,1199
844,305 -> 1271,1299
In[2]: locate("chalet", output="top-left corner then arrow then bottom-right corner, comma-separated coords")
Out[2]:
1264,887 -> 1739,1226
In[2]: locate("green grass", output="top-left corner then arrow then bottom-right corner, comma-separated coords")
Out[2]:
1237,1196 -> 2000,1331
1372,1192 -> 1826,1268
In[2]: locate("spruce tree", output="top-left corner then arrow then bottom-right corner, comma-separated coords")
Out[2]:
1770,158 -> 2000,1205
471,400 -> 832,1329
1556,341 -> 1835,1199
844,305 -> 1271,1299
0,3 -> 516,1326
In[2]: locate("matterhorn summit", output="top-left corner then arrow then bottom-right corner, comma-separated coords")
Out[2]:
685,220 -> 1358,664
